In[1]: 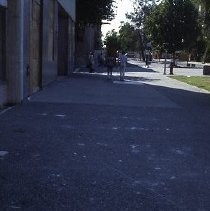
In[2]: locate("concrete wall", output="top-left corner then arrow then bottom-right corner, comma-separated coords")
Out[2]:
42,0 -> 76,84
23,0 -> 32,98
57,0 -> 75,21
6,0 -> 25,103
57,4 -> 75,75
0,5 -> 7,106
3,0 -> 76,105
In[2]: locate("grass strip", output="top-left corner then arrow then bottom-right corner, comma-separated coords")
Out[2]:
169,76 -> 210,92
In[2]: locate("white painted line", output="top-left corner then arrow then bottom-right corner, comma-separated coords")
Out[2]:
113,80 -> 144,85
0,107 -> 13,116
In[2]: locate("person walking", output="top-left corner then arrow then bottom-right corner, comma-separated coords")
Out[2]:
106,56 -> 115,79
145,49 -> 150,68
88,51 -> 95,73
119,51 -> 127,81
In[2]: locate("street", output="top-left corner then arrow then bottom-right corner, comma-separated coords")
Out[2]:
0,60 -> 210,210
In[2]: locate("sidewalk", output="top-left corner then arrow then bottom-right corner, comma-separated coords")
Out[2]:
76,60 -> 210,94
153,59 -> 210,69
140,60 -> 210,93
0,61 -> 210,210
29,73 -> 179,109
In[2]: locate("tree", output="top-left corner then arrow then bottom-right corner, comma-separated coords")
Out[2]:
126,0 -> 156,27
75,0 -> 116,58
126,0 -> 158,59
76,0 -> 116,25
193,0 -> 210,62
144,0 -> 200,58
104,23 -> 140,55
104,30 -> 121,57
118,22 -> 139,52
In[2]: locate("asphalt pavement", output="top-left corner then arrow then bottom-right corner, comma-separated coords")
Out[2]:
0,60 -> 210,210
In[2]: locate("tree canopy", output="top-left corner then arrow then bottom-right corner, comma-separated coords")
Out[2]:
125,0 -> 159,58
126,0 -> 157,28
104,30 -> 120,56
76,0 -> 116,25
103,0 -> 210,61
118,23 -> 139,52
144,0 -> 200,55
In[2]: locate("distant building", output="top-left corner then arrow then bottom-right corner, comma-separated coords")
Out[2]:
0,0 -> 75,106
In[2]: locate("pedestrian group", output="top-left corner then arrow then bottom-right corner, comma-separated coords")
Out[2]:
105,50 -> 128,80
88,50 -> 128,81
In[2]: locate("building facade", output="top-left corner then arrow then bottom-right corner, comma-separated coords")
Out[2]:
0,0 -> 75,106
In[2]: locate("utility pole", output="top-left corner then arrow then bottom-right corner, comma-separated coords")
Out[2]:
164,51 -> 167,75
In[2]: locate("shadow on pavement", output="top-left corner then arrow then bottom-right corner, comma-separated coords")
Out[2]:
78,62 -> 158,74
1,70 -> 210,211
126,62 -> 158,73
71,72 -> 161,84
149,83 -> 210,112
124,75 -> 161,83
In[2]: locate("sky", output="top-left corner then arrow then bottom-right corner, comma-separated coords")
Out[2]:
101,0 -> 134,38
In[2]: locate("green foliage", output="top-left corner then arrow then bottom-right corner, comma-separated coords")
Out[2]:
197,0 -> 210,43
118,23 -> 139,52
126,0 -> 158,58
104,23 -> 141,53
76,0 -> 116,25
187,0 -> 210,61
104,30 -> 121,56
199,0 -> 210,10
144,0 -> 201,54
126,0 -> 157,28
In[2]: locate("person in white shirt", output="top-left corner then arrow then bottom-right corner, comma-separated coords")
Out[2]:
119,51 -> 127,81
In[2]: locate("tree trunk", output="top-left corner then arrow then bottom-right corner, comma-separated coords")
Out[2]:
202,45 -> 209,63
138,31 -> 145,61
